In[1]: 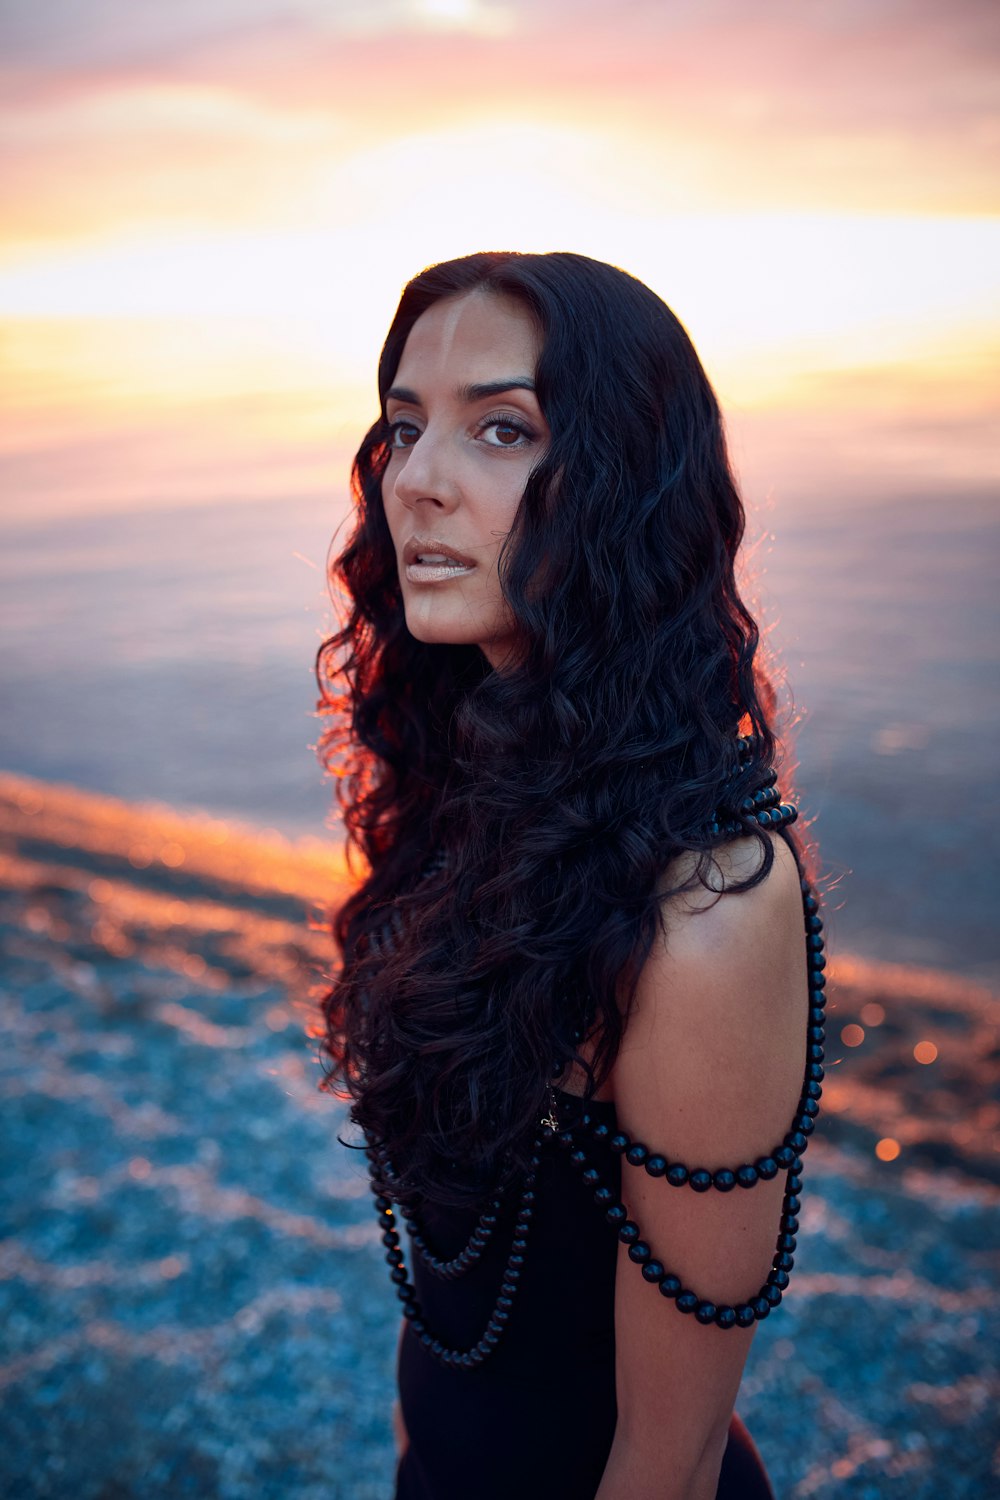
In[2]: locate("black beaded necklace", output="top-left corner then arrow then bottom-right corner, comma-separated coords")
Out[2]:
363,756 -> 823,1367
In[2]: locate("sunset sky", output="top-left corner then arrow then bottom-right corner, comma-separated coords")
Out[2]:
1,0 -> 997,520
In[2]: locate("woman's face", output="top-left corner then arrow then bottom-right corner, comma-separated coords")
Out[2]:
381,289 -> 549,669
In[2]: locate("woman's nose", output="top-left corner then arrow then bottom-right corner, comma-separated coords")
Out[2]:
391,430 -> 460,511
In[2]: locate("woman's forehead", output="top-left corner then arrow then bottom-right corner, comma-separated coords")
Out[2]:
395,290 -> 541,391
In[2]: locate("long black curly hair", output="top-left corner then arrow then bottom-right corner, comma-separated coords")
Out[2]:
316,250 -> 794,1208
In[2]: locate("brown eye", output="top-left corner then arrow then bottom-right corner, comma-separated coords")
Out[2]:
387,419 -> 421,449
480,416 -> 533,449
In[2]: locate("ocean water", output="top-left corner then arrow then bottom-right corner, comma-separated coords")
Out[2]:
1,485 -> 997,982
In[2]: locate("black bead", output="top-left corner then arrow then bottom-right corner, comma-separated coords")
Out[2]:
605,1203 -> 628,1227
713,1169 -> 736,1192
390,1267 -> 408,1285
625,1143 -> 649,1167
385,1249 -> 404,1266
511,1237 -> 528,1253
736,1164 -> 759,1189
618,1220 -> 641,1245
593,1187 -> 614,1208
803,894 -> 819,914
690,1169 -> 713,1193
806,1080 -> 822,1100
763,1283 -> 783,1307
787,1175 -> 803,1196
610,1133 -> 631,1154
783,1214 -> 799,1235
808,1025 -> 826,1044
786,1131 -> 808,1153
642,1260 -> 666,1283
751,1296 -> 770,1321
715,1305 -> 737,1330
773,1252 -> 794,1274
769,1267 -> 791,1290
808,1063 -> 825,1082
773,1146 -> 795,1169
785,1194 -> 801,1215
809,1006 -> 826,1026
645,1154 -> 668,1177
756,1156 -> 778,1180
736,1304 -> 756,1329
398,1286 -> 415,1303
778,1233 -> 797,1253
496,1294 -> 514,1311
569,1150 -> 588,1169
628,1241 -> 652,1264
666,1163 -> 690,1187
582,1167 -> 601,1188
695,1301 -> 717,1325
806,914 -> 823,933
676,1291 -> 698,1315
808,1044 -> 825,1063
659,1274 -> 681,1299
591,1122 -> 610,1143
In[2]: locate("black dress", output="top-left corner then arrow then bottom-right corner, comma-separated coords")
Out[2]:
394,1091 -> 776,1499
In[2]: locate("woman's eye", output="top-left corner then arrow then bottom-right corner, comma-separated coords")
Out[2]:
387,419 -> 421,449
480,417 -> 533,449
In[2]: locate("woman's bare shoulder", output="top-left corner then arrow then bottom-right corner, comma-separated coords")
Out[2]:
611,831 -> 807,1160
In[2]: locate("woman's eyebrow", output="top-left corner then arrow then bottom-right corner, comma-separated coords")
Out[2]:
459,378 -> 537,402
385,378 -> 537,406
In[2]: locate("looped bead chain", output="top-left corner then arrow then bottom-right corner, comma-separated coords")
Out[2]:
550,864 -> 824,1330
366,1139 -> 542,1369
374,1143 -> 511,1281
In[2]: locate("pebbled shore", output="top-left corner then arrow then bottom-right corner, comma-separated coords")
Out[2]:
0,773 -> 997,1499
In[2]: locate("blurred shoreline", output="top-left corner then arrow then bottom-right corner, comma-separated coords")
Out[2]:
2,769 -> 997,1189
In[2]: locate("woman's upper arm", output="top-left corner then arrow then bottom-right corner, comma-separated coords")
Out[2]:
600,833 -> 809,1494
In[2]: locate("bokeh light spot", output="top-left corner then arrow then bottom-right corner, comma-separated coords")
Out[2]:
841,1023 -> 865,1048
914,1040 -> 938,1065
876,1138 -> 901,1162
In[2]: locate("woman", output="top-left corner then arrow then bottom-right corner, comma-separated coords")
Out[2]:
317,252 -> 824,1499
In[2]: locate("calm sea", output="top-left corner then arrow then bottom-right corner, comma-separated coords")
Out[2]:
1,485 -> 997,982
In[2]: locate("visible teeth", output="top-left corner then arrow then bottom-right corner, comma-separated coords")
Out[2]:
418,554 -> 457,565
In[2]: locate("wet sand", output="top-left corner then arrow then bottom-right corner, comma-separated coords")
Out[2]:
1,772 -> 997,1499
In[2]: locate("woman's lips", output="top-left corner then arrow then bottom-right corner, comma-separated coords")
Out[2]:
402,539 -> 477,584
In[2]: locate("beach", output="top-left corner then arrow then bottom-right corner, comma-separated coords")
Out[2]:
1,772 -> 997,1499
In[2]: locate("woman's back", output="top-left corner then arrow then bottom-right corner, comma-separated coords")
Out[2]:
384,828 -> 816,1498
